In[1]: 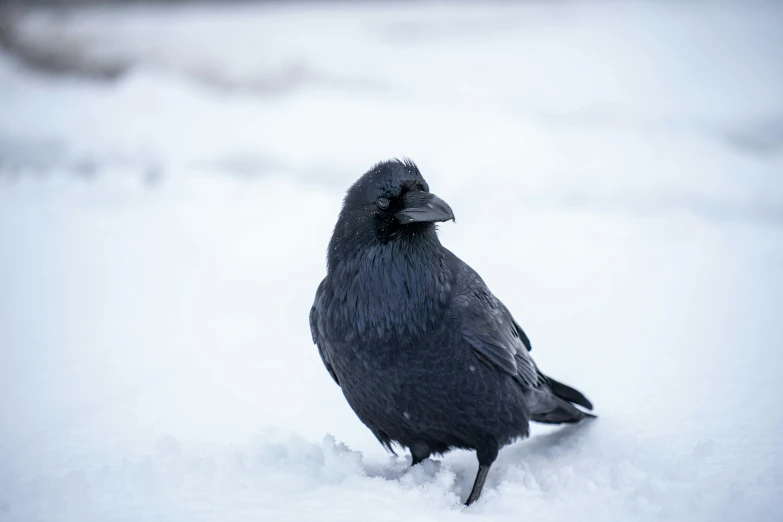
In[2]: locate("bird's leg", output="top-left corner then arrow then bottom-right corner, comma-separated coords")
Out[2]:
411,453 -> 429,467
465,446 -> 498,506
410,442 -> 431,467
465,465 -> 491,505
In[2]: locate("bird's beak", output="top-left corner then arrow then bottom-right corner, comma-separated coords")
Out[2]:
396,191 -> 455,224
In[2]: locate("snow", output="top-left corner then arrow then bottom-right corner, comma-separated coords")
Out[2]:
1,1 -> 782,520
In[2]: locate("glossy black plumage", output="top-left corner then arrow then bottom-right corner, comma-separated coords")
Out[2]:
310,159 -> 594,504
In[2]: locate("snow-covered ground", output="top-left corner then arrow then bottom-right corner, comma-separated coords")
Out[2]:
1,1 -> 782,520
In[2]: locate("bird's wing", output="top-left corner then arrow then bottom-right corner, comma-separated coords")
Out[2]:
310,278 -> 340,386
512,317 -> 533,352
455,267 -> 539,389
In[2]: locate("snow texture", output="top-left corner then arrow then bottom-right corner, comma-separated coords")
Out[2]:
1,1 -> 782,521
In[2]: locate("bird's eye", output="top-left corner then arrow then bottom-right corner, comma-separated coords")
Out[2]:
377,197 -> 390,209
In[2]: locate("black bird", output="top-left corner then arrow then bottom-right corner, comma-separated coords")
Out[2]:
310,159 -> 594,505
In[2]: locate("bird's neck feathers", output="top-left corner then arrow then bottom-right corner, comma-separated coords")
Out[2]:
326,223 -> 452,342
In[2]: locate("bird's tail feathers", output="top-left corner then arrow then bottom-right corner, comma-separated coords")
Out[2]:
544,374 -> 593,410
530,397 -> 595,424
529,372 -> 595,425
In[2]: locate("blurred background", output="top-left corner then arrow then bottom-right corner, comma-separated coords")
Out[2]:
0,1 -> 782,521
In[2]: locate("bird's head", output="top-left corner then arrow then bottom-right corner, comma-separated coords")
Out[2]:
325,160 -> 455,332
334,159 -> 455,246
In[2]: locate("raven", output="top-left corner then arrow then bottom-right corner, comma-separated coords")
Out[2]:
310,159 -> 594,505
